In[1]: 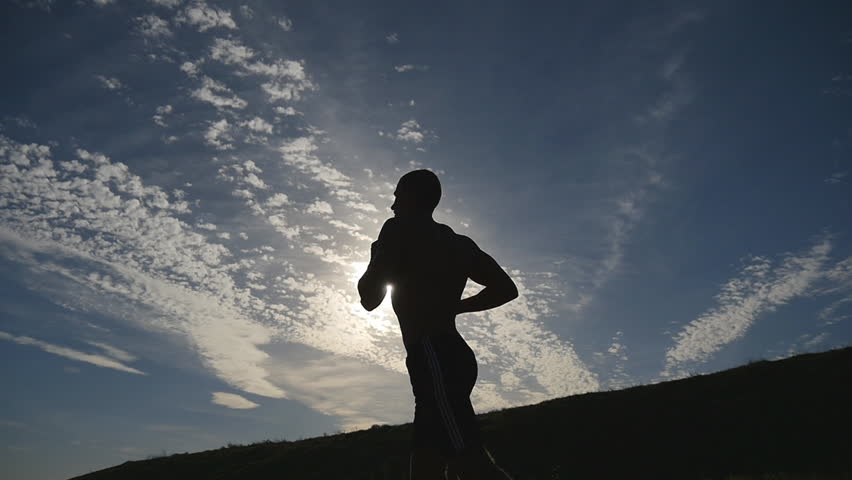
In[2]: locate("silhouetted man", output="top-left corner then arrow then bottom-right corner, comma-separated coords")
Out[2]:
358,169 -> 518,479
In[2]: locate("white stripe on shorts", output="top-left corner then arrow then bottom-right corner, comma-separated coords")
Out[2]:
423,339 -> 465,452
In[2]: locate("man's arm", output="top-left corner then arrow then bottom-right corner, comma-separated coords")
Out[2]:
358,219 -> 401,311
456,247 -> 519,315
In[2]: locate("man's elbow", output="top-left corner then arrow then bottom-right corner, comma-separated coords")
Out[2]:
505,282 -> 519,302
360,297 -> 381,312
358,280 -> 383,311
495,281 -> 518,305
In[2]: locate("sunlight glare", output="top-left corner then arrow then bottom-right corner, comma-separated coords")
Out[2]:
348,261 -> 394,332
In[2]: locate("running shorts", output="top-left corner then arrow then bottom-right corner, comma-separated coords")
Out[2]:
405,330 -> 482,457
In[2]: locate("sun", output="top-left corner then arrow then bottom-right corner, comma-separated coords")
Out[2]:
348,261 -> 393,297
348,261 -> 395,331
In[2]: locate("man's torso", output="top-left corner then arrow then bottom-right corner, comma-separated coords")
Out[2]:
383,219 -> 478,351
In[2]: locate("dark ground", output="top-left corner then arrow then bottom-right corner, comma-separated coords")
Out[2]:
70,346 -> 852,480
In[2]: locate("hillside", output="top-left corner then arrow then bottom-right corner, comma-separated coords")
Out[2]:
71,347 -> 852,480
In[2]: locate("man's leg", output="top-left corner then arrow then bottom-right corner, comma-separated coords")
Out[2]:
420,336 -> 514,479
410,447 -> 446,479
446,445 -> 513,480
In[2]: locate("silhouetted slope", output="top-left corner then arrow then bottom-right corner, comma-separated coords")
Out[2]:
70,347 -> 852,480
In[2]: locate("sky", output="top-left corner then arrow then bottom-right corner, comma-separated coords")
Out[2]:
1,1 -> 851,478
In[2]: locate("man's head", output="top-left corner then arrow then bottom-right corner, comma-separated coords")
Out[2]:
391,169 -> 441,219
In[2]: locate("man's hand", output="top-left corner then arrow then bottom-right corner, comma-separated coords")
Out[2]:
358,219 -> 402,311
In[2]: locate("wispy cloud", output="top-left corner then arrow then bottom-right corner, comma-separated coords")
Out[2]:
263,348 -> 411,431
12,0 -> 54,12
278,136 -> 351,189
636,51 -> 694,125
204,118 -> 234,149
0,136 -> 286,398
306,200 -> 333,216
783,331 -> 832,359
3,116 -> 37,129
148,0 -> 182,7
663,237 -> 833,377
666,10 -> 705,34
208,37 -> 313,102
191,76 -> 247,110
152,104 -> 172,126
0,331 -> 146,375
814,257 -> 852,327
559,15 -> 704,317
395,119 -> 426,144
95,75 -> 123,90
209,37 -> 254,64
211,392 -> 260,409
460,271 -> 600,409
824,171 -> 848,184
592,330 -> 633,390
136,14 -> 172,38
274,106 -> 300,116
560,44 -> 695,314
85,340 -> 137,362
394,64 -> 429,73
276,16 -> 293,32
176,0 -> 237,32
180,60 -> 201,77
241,116 -> 273,134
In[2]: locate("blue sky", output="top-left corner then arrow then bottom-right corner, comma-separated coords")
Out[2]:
2,1 -> 851,478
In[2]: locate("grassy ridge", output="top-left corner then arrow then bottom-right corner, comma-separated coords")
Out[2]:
71,347 -> 852,480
